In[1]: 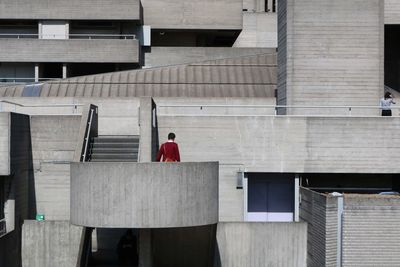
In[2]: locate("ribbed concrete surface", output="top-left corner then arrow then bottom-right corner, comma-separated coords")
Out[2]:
70,162 -> 219,228
0,53 -> 276,98
342,196 -> 400,266
215,222 -> 307,267
299,188 -> 338,267
0,0 -> 140,20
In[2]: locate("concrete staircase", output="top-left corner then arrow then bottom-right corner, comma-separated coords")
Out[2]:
90,136 -> 139,162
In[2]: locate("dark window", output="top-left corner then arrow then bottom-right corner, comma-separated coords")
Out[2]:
247,174 -> 294,213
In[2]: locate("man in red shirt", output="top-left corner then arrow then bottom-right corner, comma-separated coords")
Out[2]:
156,132 -> 181,162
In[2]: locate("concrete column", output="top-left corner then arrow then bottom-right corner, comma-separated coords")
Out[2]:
62,64 -> 67,79
38,21 -> 42,39
65,21 -> 69,39
294,175 -> 300,222
139,97 -> 157,162
34,64 -> 39,82
139,229 -> 153,267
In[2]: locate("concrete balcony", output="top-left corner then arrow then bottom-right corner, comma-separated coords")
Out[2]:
0,38 -> 139,63
0,0 -> 140,20
70,162 -> 219,228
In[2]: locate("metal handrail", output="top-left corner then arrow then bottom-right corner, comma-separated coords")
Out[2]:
0,33 -> 136,39
82,108 -> 95,162
0,100 -> 84,113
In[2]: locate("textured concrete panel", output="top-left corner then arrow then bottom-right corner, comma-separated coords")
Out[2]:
215,222 -> 307,267
71,162 -> 219,228
278,0 -> 384,115
159,116 -> 400,174
342,195 -> 400,266
31,115 -> 81,220
234,13 -> 277,48
141,0 -> 242,30
0,39 -> 139,63
21,221 -> 83,267
0,0 -> 140,20
0,113 -> 10,175
385,0 -> 400,24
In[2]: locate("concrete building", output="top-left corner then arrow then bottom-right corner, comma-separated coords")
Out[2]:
1,0 -> 400,267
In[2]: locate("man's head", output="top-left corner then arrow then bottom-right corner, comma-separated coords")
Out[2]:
385,92 -> 392,99
168,132 -> 176,140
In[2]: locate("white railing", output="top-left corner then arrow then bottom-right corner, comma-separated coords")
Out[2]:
0,33 -> 136,39
0,218 -> 6,238
0,100 -> 84,114
158,104 -> 400,117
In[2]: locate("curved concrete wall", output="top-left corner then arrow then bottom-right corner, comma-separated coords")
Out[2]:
70,162 -> 218,228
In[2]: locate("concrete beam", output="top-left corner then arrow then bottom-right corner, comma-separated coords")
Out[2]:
0,39 -> 139,63
0,0 -> 141,20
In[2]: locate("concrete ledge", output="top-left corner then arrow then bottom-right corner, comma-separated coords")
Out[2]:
0,39 -> 139,63
70,162 -> 219,228
0,0 -> 140,20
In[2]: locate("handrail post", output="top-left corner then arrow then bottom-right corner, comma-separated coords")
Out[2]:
275,106 -> 277,116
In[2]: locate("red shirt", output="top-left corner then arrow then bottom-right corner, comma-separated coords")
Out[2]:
156,142 -> 180,162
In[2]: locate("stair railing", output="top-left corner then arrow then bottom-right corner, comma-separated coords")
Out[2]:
74,104 -> 98,162
82,108 -> 95,162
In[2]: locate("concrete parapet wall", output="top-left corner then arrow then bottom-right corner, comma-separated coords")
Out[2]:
159,116 -> 400,174
141,0 -> 242,30
70,162 -> 219,228
0,39 -> 139,63
21,220 -> 83,267
215,222 -> 307,267
0,0 -> 140,20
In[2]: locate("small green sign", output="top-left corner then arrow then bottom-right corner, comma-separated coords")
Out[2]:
36,214 -> 45,221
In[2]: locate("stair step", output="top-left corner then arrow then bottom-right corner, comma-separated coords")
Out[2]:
90,158 -> 138,162
92,143 -> 139,149
91,148 -> 139,154
91,154 -> 138,160
93,136 -> 139,143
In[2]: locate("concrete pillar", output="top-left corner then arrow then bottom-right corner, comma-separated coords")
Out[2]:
62,64 -> 67,79
34,64 -> 39,82
139,97 -> 158,162
139,229 -> 153,267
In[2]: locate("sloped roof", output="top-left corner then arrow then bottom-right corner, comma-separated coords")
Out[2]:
0,53 -> 277,98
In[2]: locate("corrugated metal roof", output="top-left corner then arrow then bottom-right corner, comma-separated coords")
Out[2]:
0,53 -> 276,98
